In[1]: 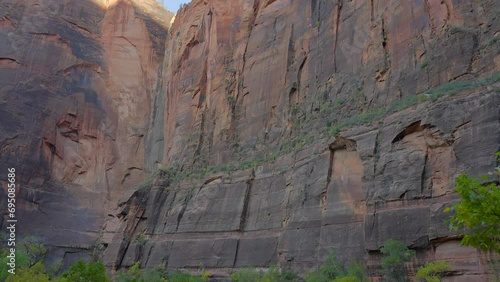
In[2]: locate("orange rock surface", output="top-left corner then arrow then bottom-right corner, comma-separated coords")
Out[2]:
1,0 -> 499,280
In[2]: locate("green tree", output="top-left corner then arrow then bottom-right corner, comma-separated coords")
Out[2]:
116,262 -> 144,282
0,236 -> 44,281
380,239 -> 415,282
57,261 -> 110,282
230,268 -> 264,282
17,236 -> 46,267
117,262 -> 209,282
231,266 -> 299,282
344,261 -> 369,282
6,261 -> 50,282
305,252 -> 344,282
415,260 -> 452,282
305,252 -> 368,282
319,252 -> 344,279
0,248 -> 30,281
116,262 -> 168,282
445,155 -> 500,253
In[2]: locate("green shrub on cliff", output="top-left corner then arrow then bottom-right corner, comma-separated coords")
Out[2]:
379,239 -> 415,282
168,270 -> 209,282
231,266 -> 299,282
343,261 -> 369,282
5,261 -> 50,282
305,252 -> 368,282
18,236 -> 46,266
117,262 -> 147,282
57,261 -> 109,282
230,268 -> 263,282
415,260 -> 452,282
0,248 -> 30,281
445,152 -> 500,254
117,262 -> 208,282
0,236 -> 47,281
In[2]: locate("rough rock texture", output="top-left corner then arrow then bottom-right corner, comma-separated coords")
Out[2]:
106,93 -> 500,280
0,0 -> 173,267
104,0 -> 500,280
1,0 -> 499,280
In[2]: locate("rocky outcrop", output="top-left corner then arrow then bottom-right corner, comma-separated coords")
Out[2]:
105,91 -> 499,280
0,0 -> 173,267
1,0 -> 499,280
160,0 -> 500,170
103,0 -> 500,280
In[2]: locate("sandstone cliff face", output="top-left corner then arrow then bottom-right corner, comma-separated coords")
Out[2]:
0,0 -> 172,267
104,0 -> 500,280
1,0 -> 499,280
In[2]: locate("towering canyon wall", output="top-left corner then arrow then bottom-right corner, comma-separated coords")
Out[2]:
1,0 -> 499,280
104,0 -> 500,280
0,0 -> 173,267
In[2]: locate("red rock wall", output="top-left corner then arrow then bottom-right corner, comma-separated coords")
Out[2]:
0,0 -> 172,266
104,0 -> 499,280
1,0 -> 499,280
160,0 -> 499,171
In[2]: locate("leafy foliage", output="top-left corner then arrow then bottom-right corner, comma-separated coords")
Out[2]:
117,262 -> 207,282
305,252 -> 368,282
117,262 -> 171,282
117,262 -> 147,282
319,252 -> 344,279
231,266 -> 299,282
0,249 -> 30,281
57,261 -> 110,282
0,236 -> 45,281
230,268 -> 264,282
344,261 -> 369,282
415,260 -> 452,282
5,261 -> 50,282
166,270 -> 207,282
17,236 -> 47,267
380,239 -> 415,282
445,153 -> 500,253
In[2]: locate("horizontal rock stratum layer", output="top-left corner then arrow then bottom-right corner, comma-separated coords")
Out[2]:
1,0 -> 499,280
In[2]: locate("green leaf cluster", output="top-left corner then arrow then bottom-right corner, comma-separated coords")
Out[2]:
415,260 -> 452,282
305,252 -> 368,282
379,239 -> 415,282
5,262 -> 50,282
0,249 -> 29,281
446,162 -> 500,253
117,262 -> 208,282
0,236 -> 48,282
57,261 -> 110,282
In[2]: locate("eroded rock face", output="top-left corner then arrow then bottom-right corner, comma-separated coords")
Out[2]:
0,0 -> 173,266
106,92 -> 499,279
1,0 -> 499,280
160,0 -> 500,169
104,0 -> 500,280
